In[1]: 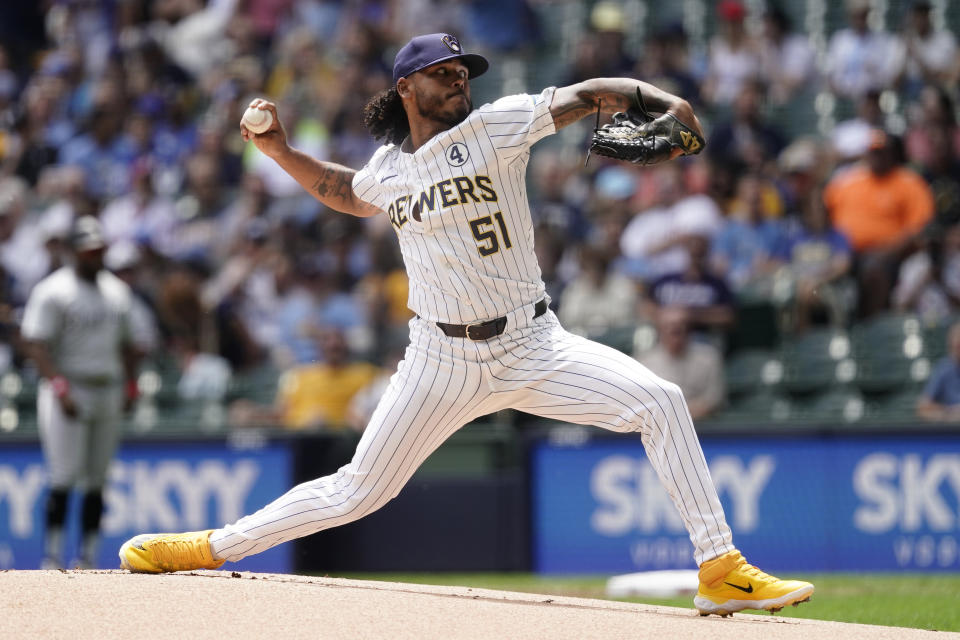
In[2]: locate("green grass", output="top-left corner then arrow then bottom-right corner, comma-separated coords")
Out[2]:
325,572 -> 960,632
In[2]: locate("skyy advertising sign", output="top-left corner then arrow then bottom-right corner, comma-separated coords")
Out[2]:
532,435 -> 960,573
0,442 -> 292,571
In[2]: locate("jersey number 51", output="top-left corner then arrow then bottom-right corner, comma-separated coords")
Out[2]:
469,212 -> 513,257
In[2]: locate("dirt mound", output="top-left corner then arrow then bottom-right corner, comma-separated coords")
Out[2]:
2,570 -> 953,640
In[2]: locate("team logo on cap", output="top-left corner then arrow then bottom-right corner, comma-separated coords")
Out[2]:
441,34 -> 462,53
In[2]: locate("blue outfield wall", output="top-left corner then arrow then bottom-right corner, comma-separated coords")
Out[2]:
0,441 -> 292,571
532,434 -> 960,573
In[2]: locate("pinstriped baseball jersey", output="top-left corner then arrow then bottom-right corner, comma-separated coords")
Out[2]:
352,87 -> 557,324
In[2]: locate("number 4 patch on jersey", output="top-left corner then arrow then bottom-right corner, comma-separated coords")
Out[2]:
446,142 -> 469,167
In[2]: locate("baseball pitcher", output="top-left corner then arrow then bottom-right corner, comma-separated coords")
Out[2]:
119,34 -> 813,616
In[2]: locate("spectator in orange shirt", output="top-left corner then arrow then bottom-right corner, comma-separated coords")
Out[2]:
824,130 -> 934,316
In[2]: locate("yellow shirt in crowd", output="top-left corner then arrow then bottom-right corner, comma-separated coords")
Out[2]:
277,362 -> 381,430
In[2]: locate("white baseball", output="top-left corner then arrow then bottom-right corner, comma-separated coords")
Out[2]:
242,106 -> 273,134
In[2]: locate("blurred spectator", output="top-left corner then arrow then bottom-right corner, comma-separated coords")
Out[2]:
905,85 -> 960,176
464,0 -> 540,53
169,153 -> 235,261
203,218 -> 284,354
230,328 -> 380,430
919,126 -> 960,231
621,167 -> 724,283
533,223 -> 567,311
620,164 -> 689,282
565,2 -> 636,84
345,344 -> 405,432
57,104 -> 131,200
757,6 -> 817,105
827,0 -> 900,100
917,321 -> 960,422
645,234 -> 736,335
105,241 -> 160,356
265,27 -> 342,124
154,0 -> 241,79
530,150 -> 589,241
701,0 -> 761,107
173,335 -> 233,403
636,23 -> 700,105
892,224 -> 960,325
772,188 -> 854,331
833,90 -> 886,165
777,138 -> 825,214
0,176 -> 48,303
711,173 -> 787,294
355,234 -> 412,356
824,130 -> 934,316
99,158 -> 177,254
893,1 -> 958,98
585,166 -> 637,261
708,79 -> 786,169
637,306 -> 725,420
558,244 -> 639,335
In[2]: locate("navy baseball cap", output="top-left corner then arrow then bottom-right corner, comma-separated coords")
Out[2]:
392,33 -> 489,85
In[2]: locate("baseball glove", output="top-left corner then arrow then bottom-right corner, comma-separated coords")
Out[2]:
589,88 -> 705,165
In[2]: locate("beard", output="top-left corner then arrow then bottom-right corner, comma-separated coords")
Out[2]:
415,87 -> 472,127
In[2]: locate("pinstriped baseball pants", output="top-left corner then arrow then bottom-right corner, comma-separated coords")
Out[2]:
210,310 -> 735,565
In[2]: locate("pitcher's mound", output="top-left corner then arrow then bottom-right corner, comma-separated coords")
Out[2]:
0,570 -> 950,640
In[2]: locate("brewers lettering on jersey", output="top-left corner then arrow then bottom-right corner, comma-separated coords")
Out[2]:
120,33 -> 814,616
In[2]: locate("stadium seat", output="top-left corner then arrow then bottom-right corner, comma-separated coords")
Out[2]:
709,390 -> 793,426
793,387 -> 866,424
865,388 -> 922,424
588,324 -> 639,355
724,349 -> 783,396
780,329 -> 852,393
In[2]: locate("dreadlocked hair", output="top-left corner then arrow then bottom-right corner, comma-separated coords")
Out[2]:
362,87 -> 409,146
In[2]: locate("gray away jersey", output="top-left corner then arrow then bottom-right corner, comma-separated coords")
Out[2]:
352,87 -> 557,324
21,267 -> 133,381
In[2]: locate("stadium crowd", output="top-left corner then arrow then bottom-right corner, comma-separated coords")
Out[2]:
0,0 -> 958,428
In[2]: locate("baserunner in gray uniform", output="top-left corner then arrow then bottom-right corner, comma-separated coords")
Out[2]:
22,216 -> 141,569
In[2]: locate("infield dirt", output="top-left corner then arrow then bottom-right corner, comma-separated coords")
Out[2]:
2,570 -> 956,640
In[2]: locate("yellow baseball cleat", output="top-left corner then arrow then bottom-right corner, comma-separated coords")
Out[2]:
119,530 -> 225,573
694,550 -> 814,617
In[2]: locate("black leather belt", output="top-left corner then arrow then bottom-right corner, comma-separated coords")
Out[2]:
435,299 -> 547,340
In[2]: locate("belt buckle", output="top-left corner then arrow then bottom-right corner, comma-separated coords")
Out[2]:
465,321 -> 488,341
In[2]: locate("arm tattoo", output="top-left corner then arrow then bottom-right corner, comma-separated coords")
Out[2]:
311,164 -> 353,201
551,79 -> 679,130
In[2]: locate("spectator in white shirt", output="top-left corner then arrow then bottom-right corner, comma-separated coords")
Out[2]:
827,0 -> 900,100
638,306 -> 725,420
893,1 -> 958,97
758,7 -> 818,105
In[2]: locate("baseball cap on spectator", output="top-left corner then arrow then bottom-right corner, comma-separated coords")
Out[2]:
71,216 -> 106,252
591,2 -> 626,32
779,139 -> 819,174
717,0 -> 746,21
392,33 -> 488,85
